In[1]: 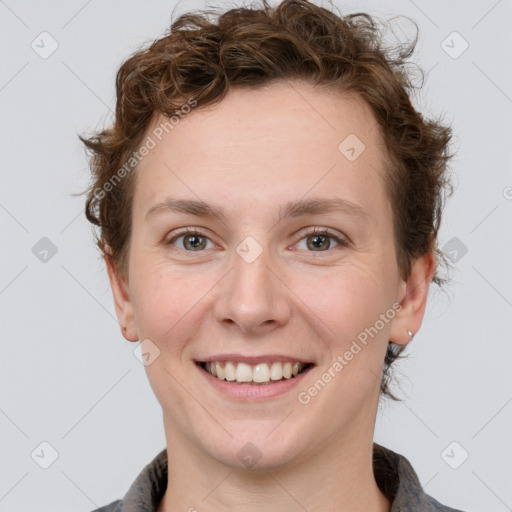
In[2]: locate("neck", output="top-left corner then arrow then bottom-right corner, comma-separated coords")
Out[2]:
157,425 -> 391,512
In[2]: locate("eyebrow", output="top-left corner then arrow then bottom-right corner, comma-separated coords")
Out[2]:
144,197 -> 369,223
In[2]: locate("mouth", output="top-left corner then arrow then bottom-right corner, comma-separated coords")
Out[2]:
196,360 -> 315,386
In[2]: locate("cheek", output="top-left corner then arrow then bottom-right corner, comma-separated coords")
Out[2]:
130,261 -> 214,345
291,261 -> 393,343
130,264 -> 181,337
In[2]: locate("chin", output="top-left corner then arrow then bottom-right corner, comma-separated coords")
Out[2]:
199,421 -> 312,471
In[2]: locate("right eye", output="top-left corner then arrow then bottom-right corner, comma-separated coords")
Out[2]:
167,228 -> 215,252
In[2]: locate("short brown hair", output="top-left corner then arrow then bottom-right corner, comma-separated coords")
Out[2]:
80,0 -> 454,400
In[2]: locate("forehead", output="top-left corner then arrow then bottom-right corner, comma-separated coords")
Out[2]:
133,80 -> 390,221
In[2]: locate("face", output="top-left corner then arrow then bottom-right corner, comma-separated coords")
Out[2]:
108,80 -> 433,469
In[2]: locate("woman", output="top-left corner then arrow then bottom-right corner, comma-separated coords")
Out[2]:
81,1 -> 463,510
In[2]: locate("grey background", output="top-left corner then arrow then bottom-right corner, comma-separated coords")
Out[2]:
0,0 -> 511,511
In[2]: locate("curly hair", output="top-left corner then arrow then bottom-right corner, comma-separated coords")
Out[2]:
80,0 -> 454,401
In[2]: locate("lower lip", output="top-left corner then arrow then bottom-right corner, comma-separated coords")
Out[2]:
196,363 -> 313,401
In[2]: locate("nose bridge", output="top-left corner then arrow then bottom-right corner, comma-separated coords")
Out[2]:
214,238 -> 290,332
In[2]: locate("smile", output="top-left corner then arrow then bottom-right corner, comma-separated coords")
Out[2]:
200,360 -> 313,385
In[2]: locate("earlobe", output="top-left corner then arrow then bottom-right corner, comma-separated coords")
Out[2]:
389,251 -> 435,346
104,250 -> 139,342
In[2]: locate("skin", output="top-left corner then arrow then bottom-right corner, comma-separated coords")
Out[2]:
106,80 -> 434,512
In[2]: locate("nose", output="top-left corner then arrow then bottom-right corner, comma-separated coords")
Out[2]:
214,244 -> 291,335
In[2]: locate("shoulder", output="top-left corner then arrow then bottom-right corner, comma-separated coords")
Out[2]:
422,494 -> 466,511
89,499 -> 122,512
88,449 -> 167,512
373,443 -> 467,512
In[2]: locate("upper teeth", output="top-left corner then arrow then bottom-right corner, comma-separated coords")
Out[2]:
204,361 -> 305,383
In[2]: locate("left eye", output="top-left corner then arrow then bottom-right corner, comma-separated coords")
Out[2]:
295,228 -> 348,252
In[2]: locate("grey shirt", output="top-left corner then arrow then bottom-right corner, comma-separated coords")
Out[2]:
92,443 -> 465,512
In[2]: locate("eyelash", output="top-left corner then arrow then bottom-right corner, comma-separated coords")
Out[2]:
166,227 -> 350,253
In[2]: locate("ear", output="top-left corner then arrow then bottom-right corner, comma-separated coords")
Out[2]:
389,250 -> 435,346
104,249 -> 139,342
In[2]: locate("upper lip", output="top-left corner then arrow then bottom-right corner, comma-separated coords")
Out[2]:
196,354 -> 314,365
